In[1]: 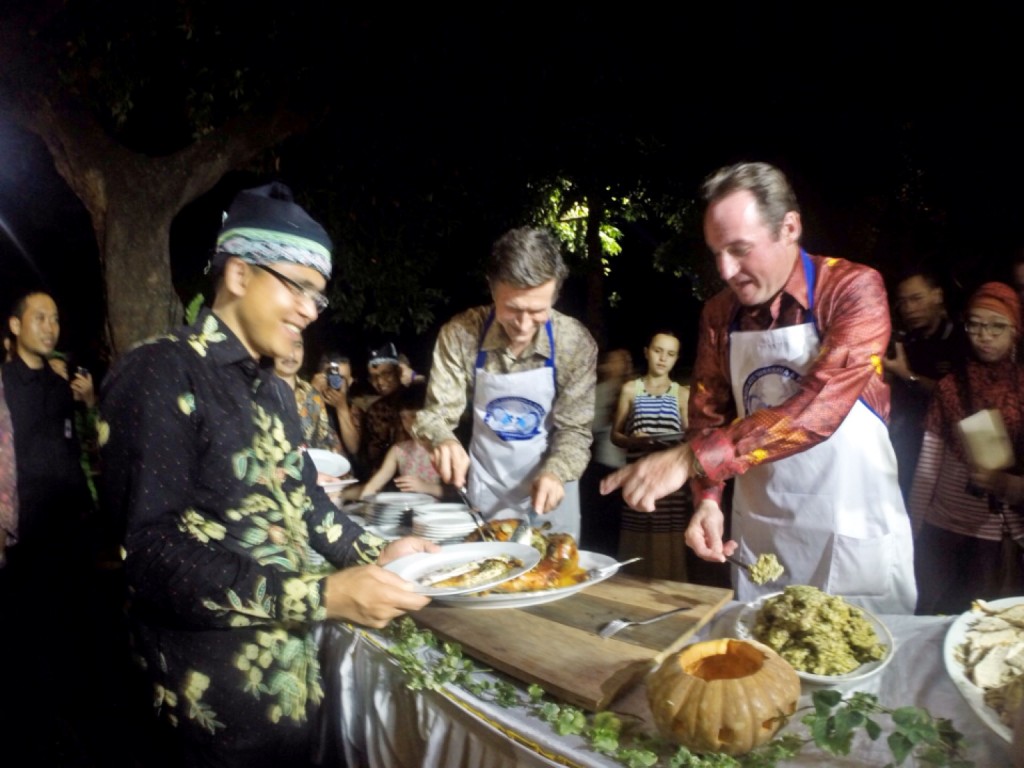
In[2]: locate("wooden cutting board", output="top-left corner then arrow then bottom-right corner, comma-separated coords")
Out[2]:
413,575 -> 733,711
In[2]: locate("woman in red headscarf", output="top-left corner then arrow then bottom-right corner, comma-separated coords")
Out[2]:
909,282 -> 1024,614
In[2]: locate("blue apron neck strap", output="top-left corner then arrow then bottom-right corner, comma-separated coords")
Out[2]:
800,249 -> 816,311
475,310 -> 495,369
474,311 -> 557,388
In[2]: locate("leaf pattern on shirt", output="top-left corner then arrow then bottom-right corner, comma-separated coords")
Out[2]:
186,314 -> 228,357
179,507 -> 227,544
182,669 -> 224,735
217,404 -> 317,573
177,393 -> 196,416
235,629 -> 323,724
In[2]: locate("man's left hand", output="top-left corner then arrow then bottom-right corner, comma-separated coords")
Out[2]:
531,471 -> 565,514
971,468 -> 1024,505
71,370 -> 97,408
377,535 -> 441,566
601,443 -> 691,512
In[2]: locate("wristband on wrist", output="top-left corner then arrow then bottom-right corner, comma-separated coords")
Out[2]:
688,446 -> 707,479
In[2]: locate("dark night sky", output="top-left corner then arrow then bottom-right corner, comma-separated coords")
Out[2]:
2,7 -> 1022,375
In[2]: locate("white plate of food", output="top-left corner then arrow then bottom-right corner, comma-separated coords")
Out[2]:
734,587 -> 895,686
384,542 -> 541,597
307,448 -> 351,478
432,550 -> 620,609
943,596 -> 1024,744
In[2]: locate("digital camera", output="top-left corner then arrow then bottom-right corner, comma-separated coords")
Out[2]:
327,362 -> 344,390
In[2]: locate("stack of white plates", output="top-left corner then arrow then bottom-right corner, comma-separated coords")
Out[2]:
363,492 -> 436,528
411,503 -> 478,543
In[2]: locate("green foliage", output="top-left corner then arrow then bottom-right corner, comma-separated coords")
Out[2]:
184,292 -> 204,325
382,619 -> 975,768
650,195 -> 722,301
528,176 -> 637,273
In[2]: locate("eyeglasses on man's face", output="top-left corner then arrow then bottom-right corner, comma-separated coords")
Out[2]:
252,262 -> 329,313
964,320 -> 1012,338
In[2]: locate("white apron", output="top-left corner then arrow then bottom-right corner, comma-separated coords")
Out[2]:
467,313 -> 581,538
728,252 -> 916,614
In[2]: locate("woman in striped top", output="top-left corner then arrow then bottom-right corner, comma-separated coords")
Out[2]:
611,331 -> 691,580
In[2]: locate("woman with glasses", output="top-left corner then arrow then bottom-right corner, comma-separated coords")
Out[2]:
909,282 -> 1024,615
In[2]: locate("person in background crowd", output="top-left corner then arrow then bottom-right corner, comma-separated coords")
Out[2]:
313,352 -> 363,457
274,338 -> 343,453
0,374 -> 17,569
45,350 -> 102,507
1010,253 -> 1024,359
603,162 -> 917,614
910,281 -> 1024,615
1012,252 -> 1024,306
579,348 -> 631,557
1,291 -> 98,752
414,227 -> 597,538
397,352 -> 426,386
358,343 -> 406,477
2,292 -> 95,576
99,182 -> 434,767
884,270 -> 970,502
611,331 -> 690,580
358,381 -> 443,499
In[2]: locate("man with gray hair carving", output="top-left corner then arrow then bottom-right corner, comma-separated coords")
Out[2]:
414,227 -> 597,537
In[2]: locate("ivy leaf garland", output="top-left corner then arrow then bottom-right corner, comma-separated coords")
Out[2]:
381,618 -> 975,768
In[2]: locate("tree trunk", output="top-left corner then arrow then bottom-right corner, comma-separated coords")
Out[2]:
101,191 -> 181,355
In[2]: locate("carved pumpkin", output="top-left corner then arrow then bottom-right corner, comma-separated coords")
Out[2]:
647,638 -> 800,756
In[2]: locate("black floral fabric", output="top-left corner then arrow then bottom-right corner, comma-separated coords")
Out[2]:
100,309 -> 386,759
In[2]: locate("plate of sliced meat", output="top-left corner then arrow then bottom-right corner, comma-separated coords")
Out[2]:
384,542 -> 541,597
433,550 -> 620,609
944,596 -> 1024,744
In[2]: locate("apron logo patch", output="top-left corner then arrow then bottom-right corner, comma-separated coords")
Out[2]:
483,396 -> 545,441
742,365 -> 802,413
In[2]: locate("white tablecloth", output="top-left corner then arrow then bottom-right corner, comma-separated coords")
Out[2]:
321,605 -> 1017,767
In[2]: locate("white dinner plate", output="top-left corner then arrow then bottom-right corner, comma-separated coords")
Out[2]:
366,492 -> 436,508
432,551 -> 619,609
413,503 -> 472,518
734,591 -> 895,686
306,448 -> 351,478
943,596 -> 1023,744
384,542 -> 541,596
320,478 -> 358,490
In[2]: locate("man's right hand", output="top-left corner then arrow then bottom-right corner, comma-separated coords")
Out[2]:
322,385 -> 348,412
433,438 -> 471,488
311,372 -> 328,394
322,564 -> 431,628
684,498 -> 737,562
600,443 -> 691,511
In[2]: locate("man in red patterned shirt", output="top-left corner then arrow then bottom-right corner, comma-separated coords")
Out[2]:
603,162 -> 916,614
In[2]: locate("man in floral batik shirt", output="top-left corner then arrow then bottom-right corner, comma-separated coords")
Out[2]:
100,183 -> 434,767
